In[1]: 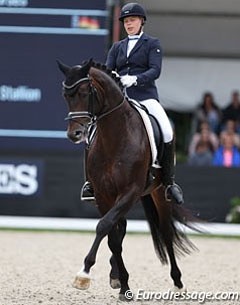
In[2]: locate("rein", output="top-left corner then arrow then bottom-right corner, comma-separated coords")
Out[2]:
97,98 -> 125,121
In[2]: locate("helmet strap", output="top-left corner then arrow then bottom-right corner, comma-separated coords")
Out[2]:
137,17 -> 145,34
136,26 -> 143,35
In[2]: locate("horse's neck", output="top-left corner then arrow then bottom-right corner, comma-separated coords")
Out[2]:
93,69 -> 123,113
93,71 -> 137,141
97,101 -> 134,141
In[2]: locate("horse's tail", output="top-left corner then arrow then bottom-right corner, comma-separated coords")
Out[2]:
141,193 -> 197,265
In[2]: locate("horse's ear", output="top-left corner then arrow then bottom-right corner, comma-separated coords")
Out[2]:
81,58 -> 93,75
56,60 -> 71,76
87,58 -> 93,67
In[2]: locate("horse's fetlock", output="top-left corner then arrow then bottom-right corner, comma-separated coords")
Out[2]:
120,271 -> 129,283
84,256 -> 95,270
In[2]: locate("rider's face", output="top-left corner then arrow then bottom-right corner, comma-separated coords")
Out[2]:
123,16 -> 143,35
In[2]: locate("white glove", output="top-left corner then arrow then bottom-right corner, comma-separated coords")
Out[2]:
120,75 -> 137,88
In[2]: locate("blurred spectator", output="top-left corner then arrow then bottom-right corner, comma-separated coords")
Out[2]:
222,91 -> 240,130
212,133 -> 240,167
192,92 -> 222,134
188,121 -> 219,156
219,119 -> 240,148
188,140 -> 213,166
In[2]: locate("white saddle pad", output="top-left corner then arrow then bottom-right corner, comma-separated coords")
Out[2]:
129,99 -> 160,168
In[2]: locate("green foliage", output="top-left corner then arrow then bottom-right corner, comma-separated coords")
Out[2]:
230,196 -> 240,208
167,110 -> 192,162
226,196 -> 240,223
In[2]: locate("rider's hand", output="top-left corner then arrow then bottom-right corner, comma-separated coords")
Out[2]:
120,75 -> 137,88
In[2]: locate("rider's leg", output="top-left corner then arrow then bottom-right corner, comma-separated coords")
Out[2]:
139,99 -> 173,142
160,140 -> 184,205
140,99 -> 184,205
81,148 -> 95,201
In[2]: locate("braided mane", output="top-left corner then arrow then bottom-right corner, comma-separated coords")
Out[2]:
82,60 -> 124,90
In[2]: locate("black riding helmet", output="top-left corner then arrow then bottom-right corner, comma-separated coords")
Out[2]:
119,2 -> 147,22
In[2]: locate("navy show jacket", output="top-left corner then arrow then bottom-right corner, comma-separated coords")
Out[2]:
106,33 -> 162,101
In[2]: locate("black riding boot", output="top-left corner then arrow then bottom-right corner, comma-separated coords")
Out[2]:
161,141 -> 184,205
80,149 -> 95,201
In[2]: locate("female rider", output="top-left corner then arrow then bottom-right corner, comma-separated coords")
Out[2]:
81,2 -> 184,205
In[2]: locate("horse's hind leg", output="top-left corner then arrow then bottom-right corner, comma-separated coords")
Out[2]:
164,234 -> 183,289
109,218 -> 127,289
147,190 -> 184,290
155,196 -> 184,288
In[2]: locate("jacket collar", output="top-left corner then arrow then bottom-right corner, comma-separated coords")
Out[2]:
128,31 -> 143,40
120,33 -> 148,58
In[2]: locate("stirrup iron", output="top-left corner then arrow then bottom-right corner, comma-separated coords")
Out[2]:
80,181 -> 95,201
164,183 -> 184,204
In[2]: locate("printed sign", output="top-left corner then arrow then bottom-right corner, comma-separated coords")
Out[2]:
0,159 -> 44,196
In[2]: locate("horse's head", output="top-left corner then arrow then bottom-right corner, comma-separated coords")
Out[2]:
58,58 -> 125,144
57,59 -> 96,144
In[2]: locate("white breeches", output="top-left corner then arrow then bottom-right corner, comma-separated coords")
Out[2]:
139,99 -> 173,143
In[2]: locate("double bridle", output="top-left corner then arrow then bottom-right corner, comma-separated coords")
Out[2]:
62,75 -> 125,126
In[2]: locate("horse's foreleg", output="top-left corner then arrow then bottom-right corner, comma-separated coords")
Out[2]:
108,218 -> 127,289
109,255 -> 121,289
73,214 -> 113,290
108,225 -> 130,300
73,233 -> 103,290
73,189 -> 139,292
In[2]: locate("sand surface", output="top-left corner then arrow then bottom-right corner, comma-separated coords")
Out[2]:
0,230 -> 240,305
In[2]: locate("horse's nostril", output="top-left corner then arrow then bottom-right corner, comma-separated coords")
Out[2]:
67,130 -> 81,141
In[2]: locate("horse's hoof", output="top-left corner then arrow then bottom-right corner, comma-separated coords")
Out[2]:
72,271 -> 91,290
119,291 -> 133,302
119,293 -> 132,302
110,278 -> 121,289
172,285 -> 187,293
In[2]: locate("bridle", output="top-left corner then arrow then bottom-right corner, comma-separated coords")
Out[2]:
63,75 -> 97,126
62,75 -> 125,126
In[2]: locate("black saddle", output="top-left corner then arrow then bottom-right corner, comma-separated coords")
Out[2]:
148,114 -> 164,161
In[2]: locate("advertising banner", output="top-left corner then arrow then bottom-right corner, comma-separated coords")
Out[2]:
0,0 -> 108,152
0,158 -> 44,197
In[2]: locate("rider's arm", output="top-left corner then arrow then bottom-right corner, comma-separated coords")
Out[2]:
106,43 -> 118,70
136,38 -> 162,86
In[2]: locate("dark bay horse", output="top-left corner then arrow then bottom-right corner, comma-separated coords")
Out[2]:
57,59 -> 195,301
